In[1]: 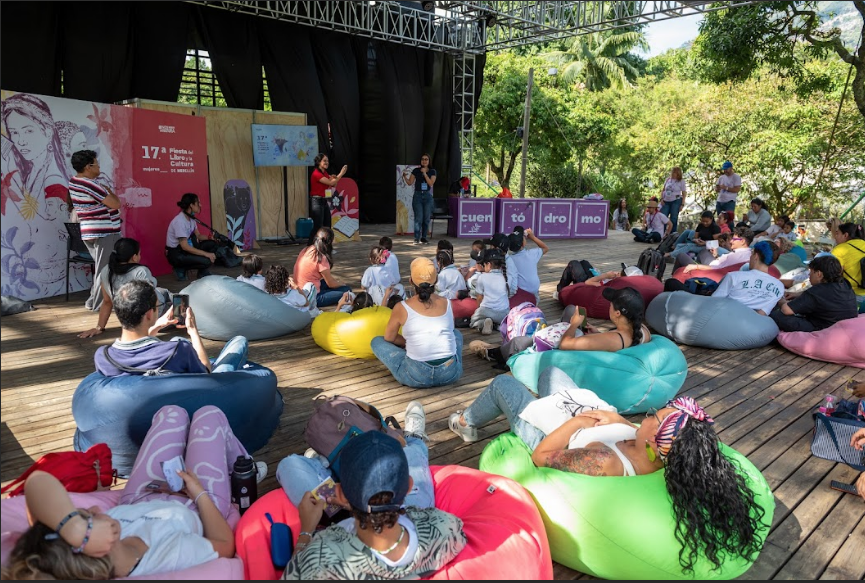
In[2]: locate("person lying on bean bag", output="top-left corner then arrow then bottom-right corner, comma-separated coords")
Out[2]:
771,255 -> 859,332
449,369 -> 768,576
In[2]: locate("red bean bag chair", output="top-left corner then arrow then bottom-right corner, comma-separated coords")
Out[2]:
559,276 -> 664,319
777,314 -> 865,368
235,465 -> 552,580
1,490 -> 244,580
670,262 -> 780,284
509,288 -> 538,309
451,297 -> 478,319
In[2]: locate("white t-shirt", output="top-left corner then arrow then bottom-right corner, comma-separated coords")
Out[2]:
236,274 -> 266,291
643,211 -> 670,235
166,212 -> 197,249
107,501 -> 217,577
436,265 -> 467,300
475,270 -> 510,313
716,173 -> 742,203
337,515 -> 419,568
505,255 -> 518,296
509,248 -> 544,295
662,178 -> 687,202
384,253 -> 401,286
612,208 -> 629,231
708,246 -> 751,269
276,289 -> 310,312
713,270 -> 785,314
362,265 -> 399,290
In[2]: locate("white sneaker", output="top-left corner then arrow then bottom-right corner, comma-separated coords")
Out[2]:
304,447 -> 329,468
448,412 -> 479,443
552,290 -> 559,301
481,317 -> 493,335
404,400 -> 427,441
255,461 -> 268,484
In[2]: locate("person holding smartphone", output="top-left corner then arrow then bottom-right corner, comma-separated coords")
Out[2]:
92,280 -> 249,377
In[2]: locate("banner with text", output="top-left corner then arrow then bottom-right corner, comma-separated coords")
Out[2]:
573,201 -> 609,238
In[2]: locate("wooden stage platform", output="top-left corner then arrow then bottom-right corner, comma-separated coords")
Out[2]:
1,225 -> 862,580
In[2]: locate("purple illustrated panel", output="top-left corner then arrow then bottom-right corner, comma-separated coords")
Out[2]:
536,200 -> 575,238
497,199 -> 536,235
457,200 -> 495,238
573,201 -> 609,238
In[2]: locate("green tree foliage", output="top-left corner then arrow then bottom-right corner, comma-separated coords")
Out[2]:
545,31 -> 648,91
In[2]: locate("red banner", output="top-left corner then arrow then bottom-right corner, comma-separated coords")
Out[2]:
124,109 -> 209,276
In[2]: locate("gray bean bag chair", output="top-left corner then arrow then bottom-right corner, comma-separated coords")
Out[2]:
181,276 -> 310,341
1,295 -> 34,316
646,292 -> 779,350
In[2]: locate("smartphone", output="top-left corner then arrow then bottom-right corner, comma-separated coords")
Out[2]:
145,480 -> 170,493
172,294 -> 189,319
829,480 -> 861,497
578,307 -> 588,333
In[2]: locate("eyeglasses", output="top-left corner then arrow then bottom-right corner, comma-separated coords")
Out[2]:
731,237 -> 744,242
645,407 -> 662,426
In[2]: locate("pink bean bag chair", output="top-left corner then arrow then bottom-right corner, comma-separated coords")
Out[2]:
777,314 -> 865,368
235,465 -> 553,580
0,490 -> 244,580
671,262 -> 780,284
559,276 -> 664,319
451,297 -> 478,319
509,288 -> 538,309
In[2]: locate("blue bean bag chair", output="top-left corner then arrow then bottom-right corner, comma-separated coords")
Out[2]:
72,363 -> 281,476
646,292 -> 779,350
507,336 -> 687,414
181,276 -> 310,341
479,433 -> 773,580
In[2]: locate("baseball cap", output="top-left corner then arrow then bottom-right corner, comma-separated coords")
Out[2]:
508,227 -> 525,253
623,265 -> 644,277
338,431 -> 409,513
602,286 -> 645,318
722,161 -> 733,170
410,257 -> 437,285
482,233 -> 510,254
482,248 -> 505,264
646,200 -> 659,209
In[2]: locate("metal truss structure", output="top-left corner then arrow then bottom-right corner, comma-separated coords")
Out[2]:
193,0 -> 762,177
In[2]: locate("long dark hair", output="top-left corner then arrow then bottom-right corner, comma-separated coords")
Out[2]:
665,421 -> 767,574
177,192 -> 198,213
838,222 -> 864,241
608,287 -> 644,346
308,227 -> 334,267
107,238 -> 141,296
809,255 -> 845,284
437,249 -> 454,270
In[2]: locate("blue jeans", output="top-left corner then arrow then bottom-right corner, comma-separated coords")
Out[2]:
316,279 -> 352,307
715,200 -> 736,217
462,367 -> 576,450
660,198 -> 682,233
412,191 -> 434,241
371,330 -> 463,388
276,437 -> 434,509
670,230 -> 703,260
632,228 -> 661,243
211,335 -> 249,373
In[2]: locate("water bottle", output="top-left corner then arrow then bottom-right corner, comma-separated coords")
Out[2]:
589,268 -> 600,277
231,456 -> 257,514
819,394 -> 836,416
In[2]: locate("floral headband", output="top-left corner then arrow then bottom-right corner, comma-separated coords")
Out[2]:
380,249 -> 391,264
655,396 -> 714,461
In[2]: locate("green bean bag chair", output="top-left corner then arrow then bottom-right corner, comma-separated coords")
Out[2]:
507,336 -> 687,414
479,433 -> 774,580
774,252 -> 804,277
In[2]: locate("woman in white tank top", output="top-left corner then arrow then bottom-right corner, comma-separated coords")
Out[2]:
370,258 -> 463,388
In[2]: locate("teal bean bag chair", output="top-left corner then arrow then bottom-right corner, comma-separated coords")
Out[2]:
773,252 -> 804,276
479,433 -> 774,580
507,336 -> 687,414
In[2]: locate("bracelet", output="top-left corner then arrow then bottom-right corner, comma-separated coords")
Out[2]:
193,491 -> 209,506
71,514 -> 93,554
96,325 -> 105,332
54,510 -> 81,534
298,531 -> 314,539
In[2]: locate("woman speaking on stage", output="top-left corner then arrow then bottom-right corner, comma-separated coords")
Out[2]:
165,192 -> 218,281
308,153 -> 347,246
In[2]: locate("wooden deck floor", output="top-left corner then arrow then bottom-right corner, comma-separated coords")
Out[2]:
2,225 -> 863,580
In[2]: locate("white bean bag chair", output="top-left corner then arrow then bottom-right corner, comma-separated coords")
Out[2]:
646,292 -> 779,350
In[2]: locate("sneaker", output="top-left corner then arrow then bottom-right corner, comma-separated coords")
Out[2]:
174,268 -> 188,282
552,290 -> 559,301
448,412 -> 478,443
255,460 -> 268,484
481,317 -> 493,335
403,400 -> 427,441
421,238 -> 429,245
413,240 -> 420,245
304,447 -> 330,468
469,340 -> 496,361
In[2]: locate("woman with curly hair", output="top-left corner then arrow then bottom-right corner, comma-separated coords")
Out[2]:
770,255 -> 858,332
449,369 -> 767,574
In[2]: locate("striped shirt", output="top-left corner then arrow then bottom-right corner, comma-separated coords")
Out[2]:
69,176 -> 121,240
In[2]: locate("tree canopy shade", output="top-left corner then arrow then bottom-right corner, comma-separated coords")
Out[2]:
544,31 -> 648,91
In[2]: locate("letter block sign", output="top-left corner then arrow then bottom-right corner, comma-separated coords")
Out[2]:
536,200 -> 574,238
573,201 -> 609,238
457,199 -> 495,238
497,199 -> 537,235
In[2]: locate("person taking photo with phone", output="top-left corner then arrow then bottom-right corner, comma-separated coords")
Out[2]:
92,280 -> 249,377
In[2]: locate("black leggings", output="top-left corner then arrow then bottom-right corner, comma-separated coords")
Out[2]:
770,310 -> 818,333
557,260 -> 595,292
308,197 -> 332,246
166,240 -> 218,272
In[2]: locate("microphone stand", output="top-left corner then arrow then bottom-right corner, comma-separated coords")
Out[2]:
191,216 -> 234,248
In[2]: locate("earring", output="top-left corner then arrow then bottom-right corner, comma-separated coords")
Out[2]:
645,442 -> 657,462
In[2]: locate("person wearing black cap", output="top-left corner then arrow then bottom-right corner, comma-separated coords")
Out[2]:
283,431 -> 467,580
470,286 -> 651,366
506,226 -> 549,307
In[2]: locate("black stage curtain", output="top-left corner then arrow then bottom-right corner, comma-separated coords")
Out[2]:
0,2 -> 61,96
193,6 -> 263,110
130,2 -> 190,102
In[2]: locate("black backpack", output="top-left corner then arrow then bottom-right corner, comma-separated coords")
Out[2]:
656,233 -> 679,255
844,243 -> 865,288
637,248 -> 666,281
557,260 -> 595,292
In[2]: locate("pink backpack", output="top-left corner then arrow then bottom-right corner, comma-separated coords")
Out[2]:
532,322 -> 572,352
501,302 -> 547,343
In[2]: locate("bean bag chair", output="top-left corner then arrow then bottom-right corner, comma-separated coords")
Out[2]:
451,297 -> 478,319
777,314 -> 865,368
311,306 -> 391,359
507,336 -> 686,414
479,433 -> 773,580
773,252 -> 804,276
0,490 -> 244,580
646,292 -> 779,350
235,465 -> 552,580
559,276 -> 664,319
72,363 -> 281,476
509,288 -> 537,309
670,262 -> 781,285
181,276 -> 309,341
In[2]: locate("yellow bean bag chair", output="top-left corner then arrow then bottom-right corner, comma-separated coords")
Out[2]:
311,306 -> 392,359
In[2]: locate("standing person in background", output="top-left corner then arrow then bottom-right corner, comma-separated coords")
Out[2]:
403,154 -> 437,245
69,149 -> 121,311
309,153 -> 347,246
659,167 -> 687,233
611,199 -> 630,232
715,161 -> 742,218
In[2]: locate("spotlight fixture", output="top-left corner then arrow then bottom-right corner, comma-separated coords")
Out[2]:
485,12 -> 497,27
421,1 -> 435,11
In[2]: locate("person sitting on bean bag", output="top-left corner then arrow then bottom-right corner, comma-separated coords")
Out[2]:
676,226 -> 754,273
448,369 -> 767,575
770,255 -> 858,332
264,264 -> 315,317
470,287 -> 650,369
94,280 -> 249,377
283,429 -> 467,580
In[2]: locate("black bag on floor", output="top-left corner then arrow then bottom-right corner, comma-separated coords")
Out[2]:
656,233 -> 679,255
557,260 -> 595,292
215,244 -> 243,268
637,248 -> 666,281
